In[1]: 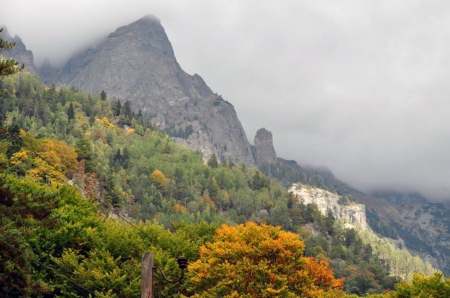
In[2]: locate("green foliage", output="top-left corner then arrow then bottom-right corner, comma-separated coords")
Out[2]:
207,152 -> 218,168
0,71 -> 440,297
67,102 -> 75,121
0,168 -> 219,297
366,272 -> 450,298
297,204 -> 400,295
260,160 -> 325,189
0,174 -> 59,296
366,208 -> 399,240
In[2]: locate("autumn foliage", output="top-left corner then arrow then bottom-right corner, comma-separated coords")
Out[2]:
10,131 -> 78,184
151,169 -> 167,190
185,222 -> 344,297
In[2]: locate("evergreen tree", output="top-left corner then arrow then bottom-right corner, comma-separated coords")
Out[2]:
74,138 -> 96,172
207,153 -> 218,168
67,102 -> 75,121
100,89 -> 107,100
122,147 -> 130,169
114,99 -> 122,116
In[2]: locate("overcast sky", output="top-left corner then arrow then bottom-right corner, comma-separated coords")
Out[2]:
2,0 -> 450,201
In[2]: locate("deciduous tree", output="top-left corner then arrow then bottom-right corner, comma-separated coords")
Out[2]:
185,222 -> 344,297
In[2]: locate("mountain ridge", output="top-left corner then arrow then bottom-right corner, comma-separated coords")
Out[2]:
4,15 -> 450,274
39,15 -> 257,166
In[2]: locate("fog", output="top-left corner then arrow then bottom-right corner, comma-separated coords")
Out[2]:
2,0 -> 450,201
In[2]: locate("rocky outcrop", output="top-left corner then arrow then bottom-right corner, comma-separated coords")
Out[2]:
252,128 -> 277,166
0,27 -> 37,75
40,15 -> 255,165
289,183 -> 368,229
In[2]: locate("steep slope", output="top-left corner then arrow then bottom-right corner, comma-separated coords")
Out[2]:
41,15 -> 255,165
289,183 -> 368,229
289,184 -> 437,280
305,166 -> 450,273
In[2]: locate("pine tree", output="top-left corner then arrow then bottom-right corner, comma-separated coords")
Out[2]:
100,89 -> 107,100
207,153 -> 218,168
67,102 -> 75,121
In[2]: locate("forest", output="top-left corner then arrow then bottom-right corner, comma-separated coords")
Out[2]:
0,65 -> 449,296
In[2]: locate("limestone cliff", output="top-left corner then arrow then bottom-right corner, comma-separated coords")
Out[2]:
40,15 -> 255,165
0,27 -> 37,75
252,128 -> 277,166
289,183 -> 368,229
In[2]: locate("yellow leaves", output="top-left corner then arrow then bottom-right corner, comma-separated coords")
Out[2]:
10,149 -> 29,164
96,116 -> 115,128
150,169 -> 167,190
8,131 -> 78,185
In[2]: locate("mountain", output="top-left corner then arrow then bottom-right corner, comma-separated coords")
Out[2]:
4,14 -> 450,275
0,27 -> 37,75
308,168 -> 450,273
39,15 -> 256,166
288,184 -> 437,280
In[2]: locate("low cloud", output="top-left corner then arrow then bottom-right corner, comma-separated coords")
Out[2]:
3,0 -> 450,200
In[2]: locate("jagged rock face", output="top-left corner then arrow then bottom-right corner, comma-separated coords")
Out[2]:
41,15 -> 255,166
0,28 -> 37,75
289,183 -> 368,229
252,128 -> 277,165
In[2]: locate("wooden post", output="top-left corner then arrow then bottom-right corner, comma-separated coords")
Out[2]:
141,252 -> 154,298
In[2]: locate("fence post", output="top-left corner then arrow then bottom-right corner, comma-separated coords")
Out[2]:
141,252 -> 154,298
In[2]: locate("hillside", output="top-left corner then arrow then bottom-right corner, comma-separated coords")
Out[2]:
0,70 -> 441,296
1,15 -> 449,296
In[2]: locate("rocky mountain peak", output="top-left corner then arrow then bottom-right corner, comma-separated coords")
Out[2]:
38,16 -> 256,166
252,128 -> 277,165
0,27 -> 37,75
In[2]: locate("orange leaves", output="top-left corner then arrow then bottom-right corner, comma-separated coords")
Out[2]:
186,222 -> 345,297
201,193 -> 216,211
304,257 -> 345,290
173,203 -> 187,214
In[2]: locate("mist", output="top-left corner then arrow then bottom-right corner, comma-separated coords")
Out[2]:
2,0 -> 450,201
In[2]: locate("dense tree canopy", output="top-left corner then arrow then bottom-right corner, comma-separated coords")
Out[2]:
0,71 -> 440,297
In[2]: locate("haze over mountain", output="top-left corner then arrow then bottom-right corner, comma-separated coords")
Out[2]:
6,9 -> 450,276
3,1 -> 450,201
38,15 -> 260,166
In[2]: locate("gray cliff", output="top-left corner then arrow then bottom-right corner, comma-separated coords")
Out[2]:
0,27 -> 37,75
252,128 -> 277,166
41,15 -> 255,165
